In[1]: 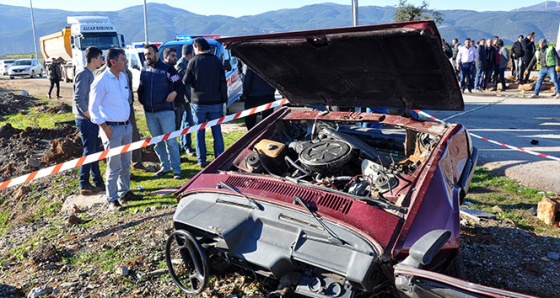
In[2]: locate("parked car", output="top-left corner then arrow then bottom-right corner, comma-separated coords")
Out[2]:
8,59 -> 43,79
0,59 -> 15,75
157,35 -> 243,107
164,21 -> 532,297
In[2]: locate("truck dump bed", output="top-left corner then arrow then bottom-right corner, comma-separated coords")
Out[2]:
40,27 -> 72,61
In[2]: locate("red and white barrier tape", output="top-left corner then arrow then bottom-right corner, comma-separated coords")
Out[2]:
0,98 -> 289,190
413,109 -> 560,162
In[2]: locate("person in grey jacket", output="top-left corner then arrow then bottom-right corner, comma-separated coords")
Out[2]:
72,46 -> 104,195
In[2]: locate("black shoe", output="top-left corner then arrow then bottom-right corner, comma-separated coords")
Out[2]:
80,184 -> 101,195
154,169 -> 170,177
56,95 -> 62,99
94,183 -> 106,192
120,191 -> 142,202
132,163 -> 147,171
197,162 -> 208,168
108,200 -> 123,210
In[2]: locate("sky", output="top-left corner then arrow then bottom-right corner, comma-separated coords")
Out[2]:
0,0 -> 552,17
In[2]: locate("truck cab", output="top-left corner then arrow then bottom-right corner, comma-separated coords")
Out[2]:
40,16 -> 125,82
157,35 -> 243,107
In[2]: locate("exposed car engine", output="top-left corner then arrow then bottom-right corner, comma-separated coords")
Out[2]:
232,119 -> 439,203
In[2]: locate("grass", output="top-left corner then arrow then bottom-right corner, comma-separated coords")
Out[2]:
0,97 -> 74,129
466,167 -> 560,236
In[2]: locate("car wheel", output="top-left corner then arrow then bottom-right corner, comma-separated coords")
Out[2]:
39,71 -> 43,78
9,76 -> 14,79
165,229 -> 209,294
30,71 -> 34,78
446,252 -> 466,280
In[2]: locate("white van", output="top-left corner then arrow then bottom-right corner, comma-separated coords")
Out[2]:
125,46 -> 146,90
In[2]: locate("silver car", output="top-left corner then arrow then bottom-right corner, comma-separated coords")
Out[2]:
0,59 -> 15,76
8,59 -> 43,79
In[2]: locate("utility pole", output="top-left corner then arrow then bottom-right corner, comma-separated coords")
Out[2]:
352,0 -> 358,26
143,0 -> 149,43
29,0 -> 39,59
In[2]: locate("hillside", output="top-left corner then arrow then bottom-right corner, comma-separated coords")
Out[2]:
1,2 -> 560,56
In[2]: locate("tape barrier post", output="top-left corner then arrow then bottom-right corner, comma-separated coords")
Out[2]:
0,98 -> 289,191
413,109 -> 560,162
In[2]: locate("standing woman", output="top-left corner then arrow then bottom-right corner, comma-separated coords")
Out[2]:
47,57 -> 62,99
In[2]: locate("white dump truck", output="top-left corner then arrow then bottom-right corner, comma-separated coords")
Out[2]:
40,16 -> 125,82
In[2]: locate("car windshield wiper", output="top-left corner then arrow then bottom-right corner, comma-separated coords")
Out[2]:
216,181 -> 260,209
294,196 -> 345,245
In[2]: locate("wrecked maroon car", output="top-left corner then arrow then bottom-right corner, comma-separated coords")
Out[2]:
165,21 -> 530,297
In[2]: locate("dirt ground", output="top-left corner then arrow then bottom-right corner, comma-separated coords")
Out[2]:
0,76 -> 559,297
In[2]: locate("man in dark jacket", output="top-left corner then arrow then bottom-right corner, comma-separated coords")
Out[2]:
243,66 -> 276,130
485,38 -> 497,89
47,57 -> 62,99
138,44 -> 183,179
475,38 -> 487,91
175,44 -> 196,157
511,35 -> 525,81
521,32 -> 536,84
183,37 -> 227,168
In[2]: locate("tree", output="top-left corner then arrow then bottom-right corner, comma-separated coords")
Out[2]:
394,0 -> 443,24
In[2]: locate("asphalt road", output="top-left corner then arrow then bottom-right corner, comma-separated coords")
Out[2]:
424,90 -> 560,194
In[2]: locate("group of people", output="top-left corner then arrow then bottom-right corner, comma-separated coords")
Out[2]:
71,37 -> 230,210
442,32 -> 560,98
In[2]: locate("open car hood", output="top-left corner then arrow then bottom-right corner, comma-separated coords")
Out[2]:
219,21 -> 463,110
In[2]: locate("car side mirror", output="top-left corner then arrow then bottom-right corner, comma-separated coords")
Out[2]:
399,230 -> 451,269
223,59 -> 232,71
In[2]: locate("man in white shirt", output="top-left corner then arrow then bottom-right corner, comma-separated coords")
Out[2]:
89,48 -> 134,210
456,38 -> 478,93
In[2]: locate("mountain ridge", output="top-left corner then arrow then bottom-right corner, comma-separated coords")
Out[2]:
1,2 -> 560,57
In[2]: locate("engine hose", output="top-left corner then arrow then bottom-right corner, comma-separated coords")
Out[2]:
284,155 -> 311,176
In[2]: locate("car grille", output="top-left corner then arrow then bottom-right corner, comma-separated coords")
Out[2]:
224,176 -> 353,214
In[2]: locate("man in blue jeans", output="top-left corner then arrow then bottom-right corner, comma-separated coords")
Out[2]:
183,37 -> 227,167
72,46 -> 104,195
138,44 -> 183,179
526,38 -> 560,99
175,44 -> 196,157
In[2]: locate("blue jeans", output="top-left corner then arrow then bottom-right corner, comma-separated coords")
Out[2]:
145,110 -> 181,175
75,118 -> 104,188
101,123 -> 132,202
459,62 -> 475,92
191,103 -> 224,165
180,103 -> 195,151
474,64 -> 486,90
534,66 -> 560,95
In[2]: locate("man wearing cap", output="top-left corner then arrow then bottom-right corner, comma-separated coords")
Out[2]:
511,35 -> 525,82
526,38 -> 560,98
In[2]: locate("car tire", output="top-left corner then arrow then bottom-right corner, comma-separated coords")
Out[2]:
30,71 -> 34,78
446,252 -> 466,280
39,71 -> 43,78
9,76 -> 14,79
